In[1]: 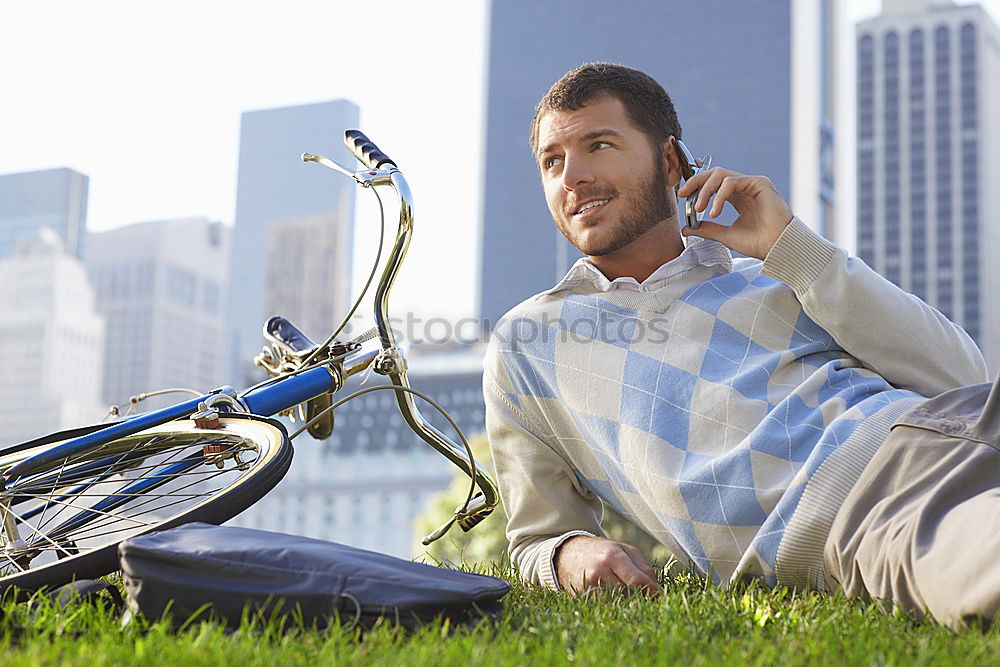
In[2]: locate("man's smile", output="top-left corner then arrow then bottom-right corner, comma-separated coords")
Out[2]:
573,199 -> 611,215
569,197 -> 613,218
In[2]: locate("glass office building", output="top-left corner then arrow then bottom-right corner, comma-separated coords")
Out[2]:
226,100 -> 359,388
0,167 -> 88,260
857,0 -> 1000,373
478,0 -> 840,327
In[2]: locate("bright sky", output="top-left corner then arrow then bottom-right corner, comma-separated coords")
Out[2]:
2,0 -> 999,323
0,0 -> 489,323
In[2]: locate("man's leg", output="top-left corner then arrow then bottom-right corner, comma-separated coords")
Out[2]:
824,377 -> 1000,630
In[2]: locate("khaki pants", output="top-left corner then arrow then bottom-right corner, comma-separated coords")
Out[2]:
825,375 -> 1000,630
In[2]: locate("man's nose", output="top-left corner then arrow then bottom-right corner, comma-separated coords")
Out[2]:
561,155 -> 595,191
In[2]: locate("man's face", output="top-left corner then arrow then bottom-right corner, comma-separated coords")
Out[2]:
535,95 -> 677,258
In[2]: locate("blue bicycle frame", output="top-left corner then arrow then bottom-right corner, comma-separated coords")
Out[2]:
3,366 -> 335,482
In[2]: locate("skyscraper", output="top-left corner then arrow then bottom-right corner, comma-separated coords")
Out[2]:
856,0 -> 1000,373
478,0 -> 841,327
227,100 -> 359,388
263,207 -> 353,345
0,167 -> 89,260
0,233 -> 104,445
88,217 -> 230,411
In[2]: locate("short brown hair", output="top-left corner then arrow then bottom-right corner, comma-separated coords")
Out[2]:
530,62 -> 682,153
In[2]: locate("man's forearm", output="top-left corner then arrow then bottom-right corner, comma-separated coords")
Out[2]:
513,530 -> 596,589
762,218 -> 988,395
484,360 -> 604,589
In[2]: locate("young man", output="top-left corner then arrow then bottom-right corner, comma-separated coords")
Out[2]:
483,62 -> 996,629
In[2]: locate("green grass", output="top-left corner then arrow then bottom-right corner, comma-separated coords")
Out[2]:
1,563 -> 998,666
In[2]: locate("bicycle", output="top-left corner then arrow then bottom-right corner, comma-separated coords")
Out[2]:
0,131 -> 499,596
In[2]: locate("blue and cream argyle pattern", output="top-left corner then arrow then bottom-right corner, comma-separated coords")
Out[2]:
489,250 -> 921,585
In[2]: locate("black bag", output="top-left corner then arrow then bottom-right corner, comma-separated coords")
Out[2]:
118,522 -> 509,631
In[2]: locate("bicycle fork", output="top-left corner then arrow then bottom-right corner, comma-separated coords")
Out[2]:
0,495 -> 27,559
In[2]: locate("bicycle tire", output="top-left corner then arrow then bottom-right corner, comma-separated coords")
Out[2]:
0,413 -> 292,597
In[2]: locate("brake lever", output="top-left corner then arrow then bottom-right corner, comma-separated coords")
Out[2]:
301,153 -> 394,187
421,493 -> 494,545
300,152 -> 355,177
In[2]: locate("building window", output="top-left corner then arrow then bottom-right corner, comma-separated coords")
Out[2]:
136,260 -> 154,297
203,280 -> 220,312
165,265 -> 197,306
857,35 -> 876,266
883,32 -> 901,286
959,23 -> 979,346
960,23 -> 976,130
909,28 -> 927,298
934,25 -> 952,317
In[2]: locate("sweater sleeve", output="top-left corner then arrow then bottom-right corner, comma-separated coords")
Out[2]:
761,217 -> 988,395
483,345 -> 604,590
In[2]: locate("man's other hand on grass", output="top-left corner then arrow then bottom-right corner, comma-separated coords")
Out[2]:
555,534 -> 662,596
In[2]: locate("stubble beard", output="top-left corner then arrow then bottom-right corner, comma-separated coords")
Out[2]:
557,152 -> 675,257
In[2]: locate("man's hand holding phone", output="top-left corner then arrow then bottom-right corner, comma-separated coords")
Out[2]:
676,164 -> 795,261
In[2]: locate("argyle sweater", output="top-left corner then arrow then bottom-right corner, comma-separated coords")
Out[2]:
484,218 -> 987,590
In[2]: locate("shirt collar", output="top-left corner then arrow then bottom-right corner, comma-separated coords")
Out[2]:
542,236 -> 733,296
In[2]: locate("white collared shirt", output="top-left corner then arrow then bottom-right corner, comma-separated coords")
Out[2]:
543,236 -> 734,296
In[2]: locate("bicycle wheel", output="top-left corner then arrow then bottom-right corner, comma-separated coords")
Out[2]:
0,413 -> 292,596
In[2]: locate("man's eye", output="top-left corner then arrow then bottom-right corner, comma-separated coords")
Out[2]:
592,141 -> 611,151
543,156 -> 562,170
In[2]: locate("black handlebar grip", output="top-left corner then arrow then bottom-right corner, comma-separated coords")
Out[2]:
344,129 -> 396,169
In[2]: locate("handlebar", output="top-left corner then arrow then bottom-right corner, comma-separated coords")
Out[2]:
304,131 -> 500,540
344,129 -> 397,170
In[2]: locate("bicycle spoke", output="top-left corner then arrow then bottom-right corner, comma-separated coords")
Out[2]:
17,442 -> 257,547
33,483 -> 229,545
16,435 -> 218,535
23,448 -> 255,513
30,453 -> 70,544
0,416 -> 288,591
0,503 -> 77,563
53,433 -> 170,471
14,492 -> 215,499
14,438 -> 250,497
27,494 -> 158,530
0,553 -> 25,573
49,463 -> 243,542
14,437 -> 182,500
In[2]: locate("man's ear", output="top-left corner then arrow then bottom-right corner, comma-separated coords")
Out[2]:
662,136 -> 684,188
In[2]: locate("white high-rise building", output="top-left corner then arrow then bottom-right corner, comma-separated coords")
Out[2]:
88,217 -> 230,411
263,204 -> 353,343
0,232 -> 105,445
857,0 -> 1000,374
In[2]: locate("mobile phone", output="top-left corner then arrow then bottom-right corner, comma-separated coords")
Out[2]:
675,140 -> 712,230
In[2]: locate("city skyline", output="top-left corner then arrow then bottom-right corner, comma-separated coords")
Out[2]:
2,0 -> 1000,561
1,0 -> 488,324
4,0 -> 1000,325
